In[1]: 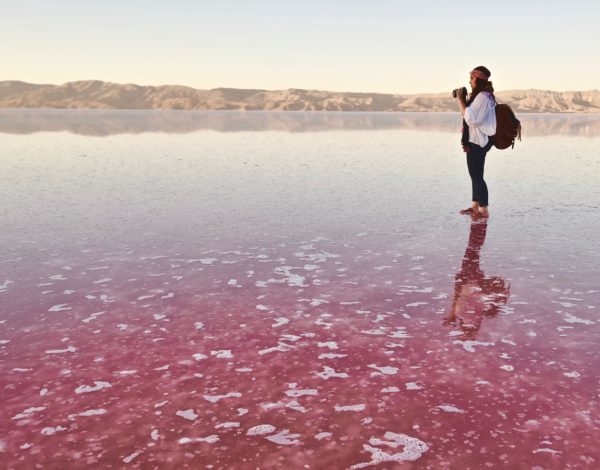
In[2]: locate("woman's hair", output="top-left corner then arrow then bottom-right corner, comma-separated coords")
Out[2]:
467,65 -> 495,106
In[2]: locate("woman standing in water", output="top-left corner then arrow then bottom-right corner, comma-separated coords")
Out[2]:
455,66 -> 496,218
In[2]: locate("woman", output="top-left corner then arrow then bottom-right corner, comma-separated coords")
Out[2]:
456,66 -> 496,218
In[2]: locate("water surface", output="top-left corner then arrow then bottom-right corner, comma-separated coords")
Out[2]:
1,111 -> 600,469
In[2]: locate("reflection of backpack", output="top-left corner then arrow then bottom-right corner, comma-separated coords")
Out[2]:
494,104 -> 521,149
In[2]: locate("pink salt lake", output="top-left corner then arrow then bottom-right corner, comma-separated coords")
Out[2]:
1,110 -> 600,469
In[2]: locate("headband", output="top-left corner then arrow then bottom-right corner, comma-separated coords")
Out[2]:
471,69 -> 490,80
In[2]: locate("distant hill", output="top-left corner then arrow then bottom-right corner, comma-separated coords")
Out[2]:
1,80 -> 599,113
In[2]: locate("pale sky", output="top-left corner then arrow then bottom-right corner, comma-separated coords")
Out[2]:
2,0 -> 598,94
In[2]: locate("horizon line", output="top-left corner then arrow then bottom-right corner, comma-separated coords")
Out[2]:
2,79 -> 599,96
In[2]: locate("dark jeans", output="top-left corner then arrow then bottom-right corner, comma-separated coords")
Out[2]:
466,140 -> 493,207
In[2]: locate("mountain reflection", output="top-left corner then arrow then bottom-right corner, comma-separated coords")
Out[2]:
0,109 -> 599,136
444,218 -> 511,340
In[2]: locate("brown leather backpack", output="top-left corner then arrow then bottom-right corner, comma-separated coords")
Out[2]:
494,104 -> 522,149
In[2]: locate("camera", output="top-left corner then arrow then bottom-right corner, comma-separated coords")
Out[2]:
452,87 -> 467,98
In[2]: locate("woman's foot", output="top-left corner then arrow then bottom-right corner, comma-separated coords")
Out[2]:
476,207 -> 489,218
460,206 -> 479,215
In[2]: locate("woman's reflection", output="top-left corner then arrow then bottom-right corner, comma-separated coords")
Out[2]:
444,218 -> 510,339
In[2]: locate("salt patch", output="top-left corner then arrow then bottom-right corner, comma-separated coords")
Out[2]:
316,366 -> 349,379
75,381 -> 112,394
361,328 -> 386,336
500,365 -> 514,372
533,448 -> 562,455
194,322 -> 204,330
258,342 -> 294,356
453,340 -> 494,353
215,422 -> 240,429
153,314 -> 166,320
211,350 -> 233,359
335,404 -> 365,412
388,329 -> 412,339
45,346 -> 77,354
41,426 -> 67,436
280,334 -> 302,342
48,304 -> 71,312
178,434 -> 219,444
319,353 -> 348,359
261,400 -> 307,413
274,266 -> 307,287
247,424 -> 276,436
193,353 -> 208,361
314,318 -> 333,328
563,313 -> 595,325
49,274 -> 67,280
368,364 -> 399,375
238,408 -> 249,416
382,387 -> 400,393
406,302 -> 428,307
285,389 -> 318,398
564,371 -> 580,378
438,405 -> 465,413
351,432 -> 429,468
315,432 -> 332,440
405,382 -> 423,390
272,317 -> 289,327
12,407 -> 47,420
176,409 -> 198,420
0,280 -> 13,292
265,429 -> 301,445
77,409 -> 107,417
81,311 -> 105,323
318,341 -> 338,349
203,392 -> 242,403
200,258 -> 218,265
151,430 -> 159,441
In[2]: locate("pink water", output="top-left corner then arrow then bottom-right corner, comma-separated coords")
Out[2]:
1,111 -> 600,469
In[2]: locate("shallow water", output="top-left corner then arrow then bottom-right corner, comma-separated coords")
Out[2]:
1,111 -> 600,469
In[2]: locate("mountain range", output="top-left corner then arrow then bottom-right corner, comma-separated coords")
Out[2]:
1,80 -> 599,113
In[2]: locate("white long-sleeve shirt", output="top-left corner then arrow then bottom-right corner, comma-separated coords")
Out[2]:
464,91 -> 496,147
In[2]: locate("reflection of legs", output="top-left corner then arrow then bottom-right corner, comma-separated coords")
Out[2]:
463,218 -> 487,270
445,219 -> 487,328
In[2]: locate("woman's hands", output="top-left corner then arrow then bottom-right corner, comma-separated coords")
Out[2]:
456,89 -> 467,114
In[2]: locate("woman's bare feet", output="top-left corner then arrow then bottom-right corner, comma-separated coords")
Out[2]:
476,207 -> 489,218
460,204 -> 479,215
